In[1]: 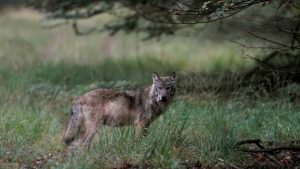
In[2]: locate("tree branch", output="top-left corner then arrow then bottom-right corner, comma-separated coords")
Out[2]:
246,30 -> 291,48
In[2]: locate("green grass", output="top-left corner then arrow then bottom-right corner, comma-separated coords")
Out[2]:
1,92 -> 299,168
0,8 -> 299,169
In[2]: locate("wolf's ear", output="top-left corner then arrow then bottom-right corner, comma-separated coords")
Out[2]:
152,72 -> 161,82
170,72 -> 176,85
170,72 -> 176,81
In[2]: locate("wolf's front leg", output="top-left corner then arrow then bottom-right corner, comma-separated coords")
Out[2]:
135,122 -> 150,138
81,121 -> 98,148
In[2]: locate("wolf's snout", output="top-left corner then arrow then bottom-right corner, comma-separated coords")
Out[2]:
161,96 -> 167,102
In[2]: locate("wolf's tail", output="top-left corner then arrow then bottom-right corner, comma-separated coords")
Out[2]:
63,103 -> 82,145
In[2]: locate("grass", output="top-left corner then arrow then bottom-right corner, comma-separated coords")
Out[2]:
1,92 -> 299,168
0,8 -> 300,169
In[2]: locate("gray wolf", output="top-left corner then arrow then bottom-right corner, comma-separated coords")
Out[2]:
63,72 -> 176,147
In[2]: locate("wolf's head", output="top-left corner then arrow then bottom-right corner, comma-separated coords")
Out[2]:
151,72 -> 176,103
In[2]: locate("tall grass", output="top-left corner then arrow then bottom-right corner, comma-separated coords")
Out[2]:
1,91 -> 299,168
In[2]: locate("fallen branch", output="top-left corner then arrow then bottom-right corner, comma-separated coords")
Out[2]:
234,139 -> 265,149
237,146 -> 300,154
235,139 -> 300,154
217,158 -> 241,169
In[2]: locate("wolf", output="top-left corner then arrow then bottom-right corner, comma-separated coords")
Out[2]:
63,72 -> 176,147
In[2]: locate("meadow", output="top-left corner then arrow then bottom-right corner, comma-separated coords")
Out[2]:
1,9 -> 300,169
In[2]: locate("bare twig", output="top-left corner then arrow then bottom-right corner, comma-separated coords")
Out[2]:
237,146 -> 300,153
291,20 -> 300,50
234,139 -> 265,149
72,21 -> 97,36
226,38 -> 286,50
175,0 -> 200,11
264,155 -> 283,167
246,31 -> 290,48
246,54 -> 276,69
234,139 -> 300,154
42,20 -> 69,29
217,158 -> 241,169
48,8 -> 106,20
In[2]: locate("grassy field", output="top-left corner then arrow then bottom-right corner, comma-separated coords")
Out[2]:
1,9 -> 300,169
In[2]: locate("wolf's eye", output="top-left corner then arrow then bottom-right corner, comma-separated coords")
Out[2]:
158,86 -> 162,90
